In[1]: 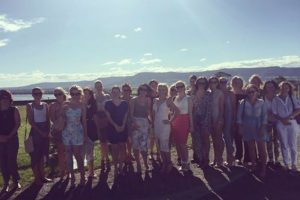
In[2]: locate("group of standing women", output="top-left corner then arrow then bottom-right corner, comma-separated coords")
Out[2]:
1,74 -> 300,192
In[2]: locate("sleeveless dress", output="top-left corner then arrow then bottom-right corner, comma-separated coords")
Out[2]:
172,96 -> 190,144
0,106 -> 20,183
105,100 -> 129,144
62,107 -> 84,146
192,91 -> 211,160
153,99 -> 171,152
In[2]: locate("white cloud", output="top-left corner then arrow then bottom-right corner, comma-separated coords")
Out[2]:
0,38 -> 9,47
205,55 -> 300,70
138,58 -> 162,65
117,58 -> 132,65
1,55 -> 299,87
114,34 -> 127,39
143,53 -> 152,57
134,27 -> 142,32
0,14 -> 45,32
200,58 -> 207,62
102,61 -> 116,66
179,48 -> 188,52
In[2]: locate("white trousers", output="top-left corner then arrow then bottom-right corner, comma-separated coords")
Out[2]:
277,120 -> 299,166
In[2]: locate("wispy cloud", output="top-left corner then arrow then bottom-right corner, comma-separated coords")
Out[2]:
102,61 -> 116,66
134,27 -> 142,32
179,48 -> 188,52
114,34 -> 127,39
0,14 -> 45,32
117,58 -> 132,65
143,53 -> 152,57
200,58 -> 207,62
138,58 -> 162,65
205,55 -> 300,70
0,38 -> 9,47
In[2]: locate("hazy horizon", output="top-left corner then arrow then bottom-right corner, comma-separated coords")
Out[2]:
1,0 -> 300,87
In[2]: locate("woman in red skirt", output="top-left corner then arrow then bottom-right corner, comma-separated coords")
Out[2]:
172,81 -> 193,172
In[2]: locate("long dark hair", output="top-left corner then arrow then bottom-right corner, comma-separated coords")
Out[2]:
83,87 -> 96,105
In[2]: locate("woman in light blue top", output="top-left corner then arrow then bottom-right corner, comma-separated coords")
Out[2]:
237,84 -> 268,178
62,85 -> 87,186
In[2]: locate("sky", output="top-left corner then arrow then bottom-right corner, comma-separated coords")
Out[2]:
0,0 -> 300,87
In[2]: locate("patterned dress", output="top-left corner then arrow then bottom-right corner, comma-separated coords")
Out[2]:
192,91 -> 211,160
62,107 -> 84,146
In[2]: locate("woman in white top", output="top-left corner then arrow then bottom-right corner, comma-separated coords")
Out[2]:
208,76 -> 225,167
262,80 -> 280,166
153,83 -> 179,173
171,81 -> 193,172
26,87 -> 51,185
272,81 -> 300,171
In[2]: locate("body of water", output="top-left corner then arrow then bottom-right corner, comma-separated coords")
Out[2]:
13,94 -> 55,101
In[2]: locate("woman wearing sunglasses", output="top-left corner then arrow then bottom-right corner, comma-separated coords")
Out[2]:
272,81 -> 300,171
208,76 -> 225,167
26,87 -> 51,185
62,85 -> 87,186
172,81 -> 193,172
130,84 -> 152,173
219,77 -> 236,166
49,87 -> 68,180
237,84 -> 268,179
191,77 -> 211,168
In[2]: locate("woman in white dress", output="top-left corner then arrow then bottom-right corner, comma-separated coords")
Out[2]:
153,84 -> 179,173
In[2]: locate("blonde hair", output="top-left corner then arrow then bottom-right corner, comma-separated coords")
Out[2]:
69,85 -> 83,94
175,80 -> 186,88
54,87 -> 67,100
158,83 -> 169,96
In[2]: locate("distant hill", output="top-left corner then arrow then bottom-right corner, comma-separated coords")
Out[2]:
7,66 -> 300,92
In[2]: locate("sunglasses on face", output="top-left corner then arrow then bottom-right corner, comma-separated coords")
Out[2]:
123,88 -> 131,92
70,92 -> 81,97
197,81 -> 206,85
139,88 -> 148,92
54,93 -> 63,97
176,85 -> 185,89
248,90 -> 257,94
32,92 -> 42,96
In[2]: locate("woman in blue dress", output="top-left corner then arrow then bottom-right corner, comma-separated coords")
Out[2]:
105,86 -> 129,177
237,84 -> 268,178
62,85 -> 87,186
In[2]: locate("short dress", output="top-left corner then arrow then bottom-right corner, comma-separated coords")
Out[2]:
105,100 -> 129,144
153,99 -> 171,152
62,107 -> 84,146
237,98 -> 268,142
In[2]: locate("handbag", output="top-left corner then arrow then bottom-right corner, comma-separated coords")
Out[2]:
290,95 -> 300,124
24,115 -> 34,153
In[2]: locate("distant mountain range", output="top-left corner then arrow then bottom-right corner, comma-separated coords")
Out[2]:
6,66 -> 300,93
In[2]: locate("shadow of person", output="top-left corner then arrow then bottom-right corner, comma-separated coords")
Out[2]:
41,178 -> 69,200
90,169 -> 111,200
13,183 -> 43,200
202,165 -> 231,192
